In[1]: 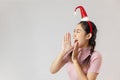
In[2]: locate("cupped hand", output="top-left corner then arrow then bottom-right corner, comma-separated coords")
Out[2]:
61,32 -> 72,53
72,41 -> 79,61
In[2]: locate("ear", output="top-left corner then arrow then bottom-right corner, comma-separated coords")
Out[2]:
86,33 -> 92,40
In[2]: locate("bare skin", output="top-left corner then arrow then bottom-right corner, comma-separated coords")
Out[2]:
50,24 -> 98,80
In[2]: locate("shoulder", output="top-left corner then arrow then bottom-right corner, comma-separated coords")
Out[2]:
88,50 -> 102,73
91,50 -> 102,61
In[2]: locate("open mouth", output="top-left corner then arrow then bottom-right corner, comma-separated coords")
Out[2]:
74,39 -> 78,43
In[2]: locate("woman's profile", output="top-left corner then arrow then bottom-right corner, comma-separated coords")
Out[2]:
50,6 -> 102,80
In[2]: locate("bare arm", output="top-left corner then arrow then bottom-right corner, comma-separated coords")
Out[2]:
50,32 -> 72,74
50,50 -> 67,74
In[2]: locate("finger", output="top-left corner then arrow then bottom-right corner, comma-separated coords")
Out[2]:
68,32 -> 71,42
66,32 -> 69,41
68,33 -> 71,46
66,32 -> 68,41
73,42 -> 78,51
64,33 -> 67,41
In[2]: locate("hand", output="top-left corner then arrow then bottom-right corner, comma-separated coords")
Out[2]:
72,42 -> 80,61
61,32 -> 72,53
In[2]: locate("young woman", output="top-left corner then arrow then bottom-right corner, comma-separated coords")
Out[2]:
50,6 -> 102,80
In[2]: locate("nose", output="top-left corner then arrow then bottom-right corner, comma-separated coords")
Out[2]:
73,33 -> 76,39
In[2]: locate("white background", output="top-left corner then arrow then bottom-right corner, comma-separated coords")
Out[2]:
0,0 -> 120,80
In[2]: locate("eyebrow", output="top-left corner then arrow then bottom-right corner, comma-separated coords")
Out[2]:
74,29 -> 82,32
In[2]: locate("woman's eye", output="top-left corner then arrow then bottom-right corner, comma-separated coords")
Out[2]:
73,29 -> 81,33
77,30 -> 81,33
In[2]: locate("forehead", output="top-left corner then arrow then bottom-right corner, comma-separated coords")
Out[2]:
74,24 -> 83,30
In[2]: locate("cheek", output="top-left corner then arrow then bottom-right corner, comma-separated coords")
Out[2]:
78,38 -> 86,44
77,35 -> 86,46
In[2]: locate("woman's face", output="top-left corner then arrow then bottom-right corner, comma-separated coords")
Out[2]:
73,24 -> 89,48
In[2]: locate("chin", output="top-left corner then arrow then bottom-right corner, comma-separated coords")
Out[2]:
78,43 -> 84,48
78,42 -> 85,48
78,45 -> 84,48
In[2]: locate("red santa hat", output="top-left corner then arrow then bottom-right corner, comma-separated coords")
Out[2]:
74,6 -> 92,33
